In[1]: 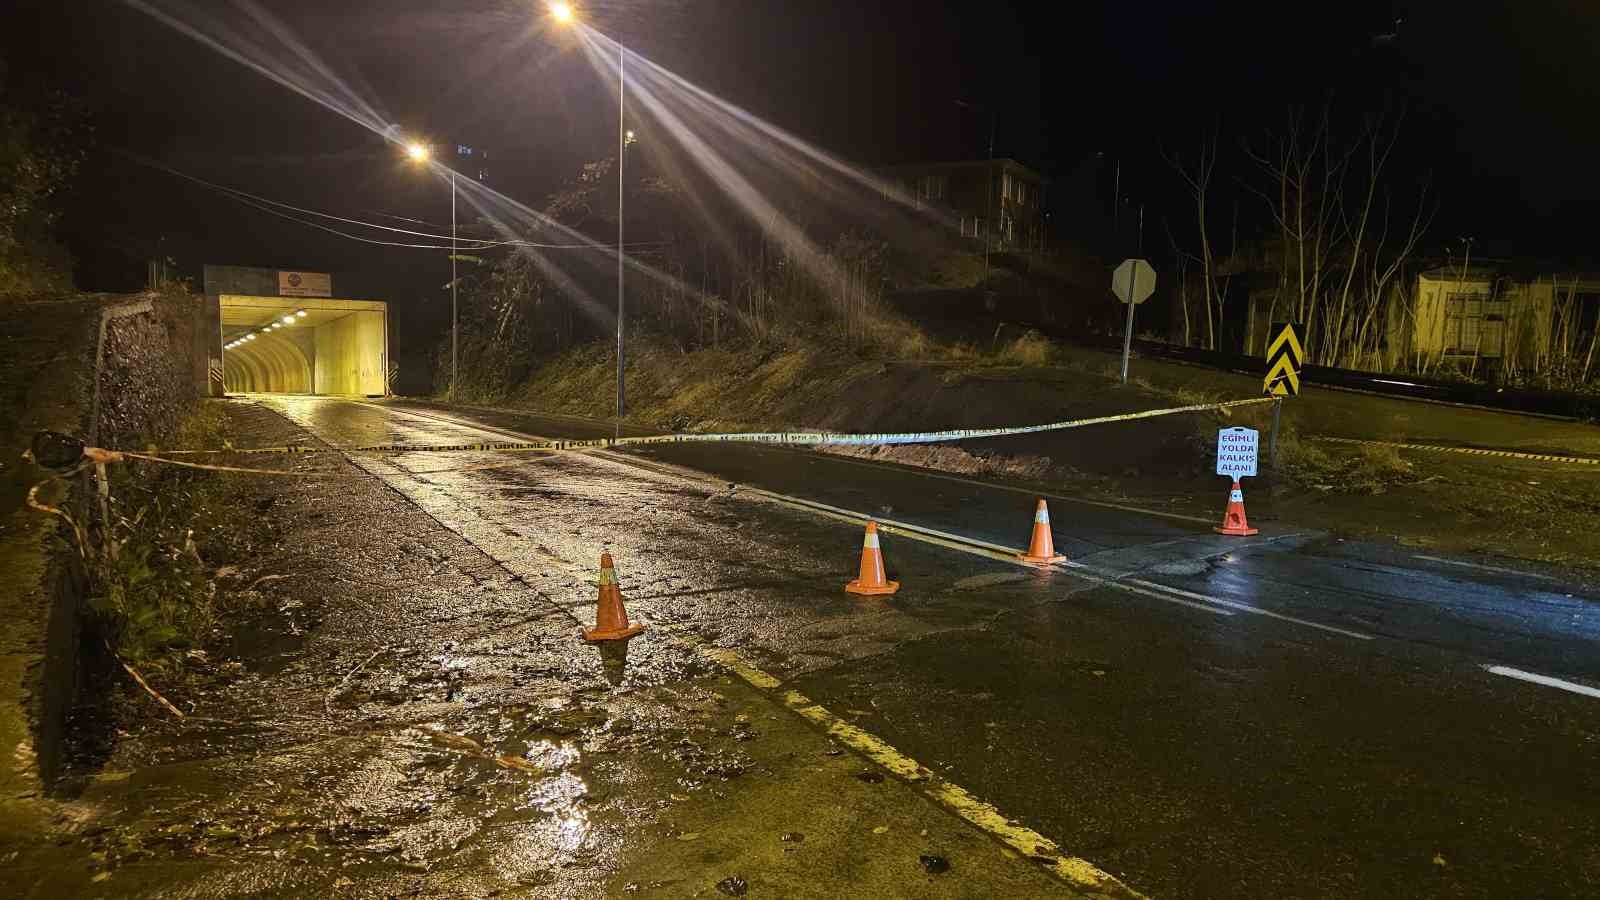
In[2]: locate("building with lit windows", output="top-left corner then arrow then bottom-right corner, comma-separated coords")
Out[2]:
878,158 -> 1046,252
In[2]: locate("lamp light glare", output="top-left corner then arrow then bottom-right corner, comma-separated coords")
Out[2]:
550,3 -> 574,24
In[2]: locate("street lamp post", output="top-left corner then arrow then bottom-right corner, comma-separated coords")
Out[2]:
552,3 -> 626,428
451,166 -> 457,402
616,38 -> 625,423
405,141 -> 457,401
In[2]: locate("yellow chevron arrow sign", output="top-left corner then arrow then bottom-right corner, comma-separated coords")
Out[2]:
1264,355 -> 1298,396
1263,322 -> 1304,396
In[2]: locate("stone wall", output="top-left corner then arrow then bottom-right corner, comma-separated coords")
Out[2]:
0,291 -> 199,816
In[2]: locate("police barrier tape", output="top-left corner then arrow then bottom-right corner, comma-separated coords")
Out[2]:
92,396 -> 1274,463
336,396 -> 1277,454
1315,435 -> 1600,466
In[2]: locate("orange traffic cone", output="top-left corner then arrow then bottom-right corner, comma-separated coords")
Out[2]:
1017,498 -> 1067,565
1214,479 -> 1259,536
845,522 -> 900,596
582,552 -> 645,641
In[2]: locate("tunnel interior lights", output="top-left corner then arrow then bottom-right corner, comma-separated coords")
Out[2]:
224,310 -> 309,351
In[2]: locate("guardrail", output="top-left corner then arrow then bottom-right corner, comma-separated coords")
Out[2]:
1078,334 -> 1600,421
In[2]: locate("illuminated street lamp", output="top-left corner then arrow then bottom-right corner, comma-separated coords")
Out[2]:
405,138 -> 459,401
551,2 -> 628,424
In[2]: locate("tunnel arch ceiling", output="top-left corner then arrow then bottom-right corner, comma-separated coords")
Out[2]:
220,295 -> 388,396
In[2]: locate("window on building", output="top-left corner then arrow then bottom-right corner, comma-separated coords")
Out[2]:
920,174 -> 947,201
1444,291 -> 1507,356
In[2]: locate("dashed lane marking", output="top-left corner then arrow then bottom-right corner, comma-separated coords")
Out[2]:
1125,578 -> 1375,640
1482,665 -> 1600,701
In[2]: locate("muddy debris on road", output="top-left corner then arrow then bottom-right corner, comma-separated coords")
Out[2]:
9,400 -> 1083,899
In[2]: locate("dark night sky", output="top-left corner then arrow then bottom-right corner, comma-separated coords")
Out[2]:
6,0 -> 1600,305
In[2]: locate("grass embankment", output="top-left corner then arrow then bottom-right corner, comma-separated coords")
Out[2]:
46,402 -> 274,672
470,333 -> 1600,571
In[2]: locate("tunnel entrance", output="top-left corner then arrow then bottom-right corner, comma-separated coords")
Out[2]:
202,265 -> 389,397
221,296 -> 388,395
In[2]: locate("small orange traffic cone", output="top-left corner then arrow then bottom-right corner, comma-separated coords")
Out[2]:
845,522 -> 900,596
1017,498 -> 1067,565
1214,479 -> 1259,536
582,552 -> 645,641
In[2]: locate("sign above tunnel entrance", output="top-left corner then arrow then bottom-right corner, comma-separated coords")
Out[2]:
278,270 -> 332,298
1216,426 -> 1259,478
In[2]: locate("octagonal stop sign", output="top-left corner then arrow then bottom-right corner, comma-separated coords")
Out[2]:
1112,258 -> 1157,305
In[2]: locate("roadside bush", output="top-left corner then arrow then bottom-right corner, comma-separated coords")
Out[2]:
994,330 -> 1054,366
90,526 -> 212,665
76,404 -> 230,666
1276,426 -> 1415,495
1172,386 -> 1224,407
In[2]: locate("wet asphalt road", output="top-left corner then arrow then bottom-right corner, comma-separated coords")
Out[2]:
266,396 -> 1599,898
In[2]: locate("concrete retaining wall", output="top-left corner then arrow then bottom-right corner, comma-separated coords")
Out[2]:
0,292 -> 199,819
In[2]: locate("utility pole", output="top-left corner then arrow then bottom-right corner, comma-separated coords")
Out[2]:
1112,158 -> 1120,243
450,168 -> 457,402
616,40 -> 626,431
986,110 -> 996,281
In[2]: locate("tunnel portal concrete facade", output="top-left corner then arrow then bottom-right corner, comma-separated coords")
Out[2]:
202,265 -> 389,397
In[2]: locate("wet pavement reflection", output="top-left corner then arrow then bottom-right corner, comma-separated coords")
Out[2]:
14,398 -> 1079,899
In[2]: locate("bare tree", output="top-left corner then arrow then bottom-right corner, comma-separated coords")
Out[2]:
1243,108 -> 1351,361
1166,130 -> 1223,348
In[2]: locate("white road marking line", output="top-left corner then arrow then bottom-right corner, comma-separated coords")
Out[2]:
351,400 -> 555,445
1482,665 -> 1600,700
796,450 -> 1220,525
357,412 -> 1355,645
333,404 -> 1355,643
1125,578 -> 1376,640
741,486 -> 1051,559
1109,582 -> 1234,616
282,401 -> 1136,892
1412,554 -> 1558,581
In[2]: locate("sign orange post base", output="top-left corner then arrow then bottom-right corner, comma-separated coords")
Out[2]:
1214,479 -> 1259,536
